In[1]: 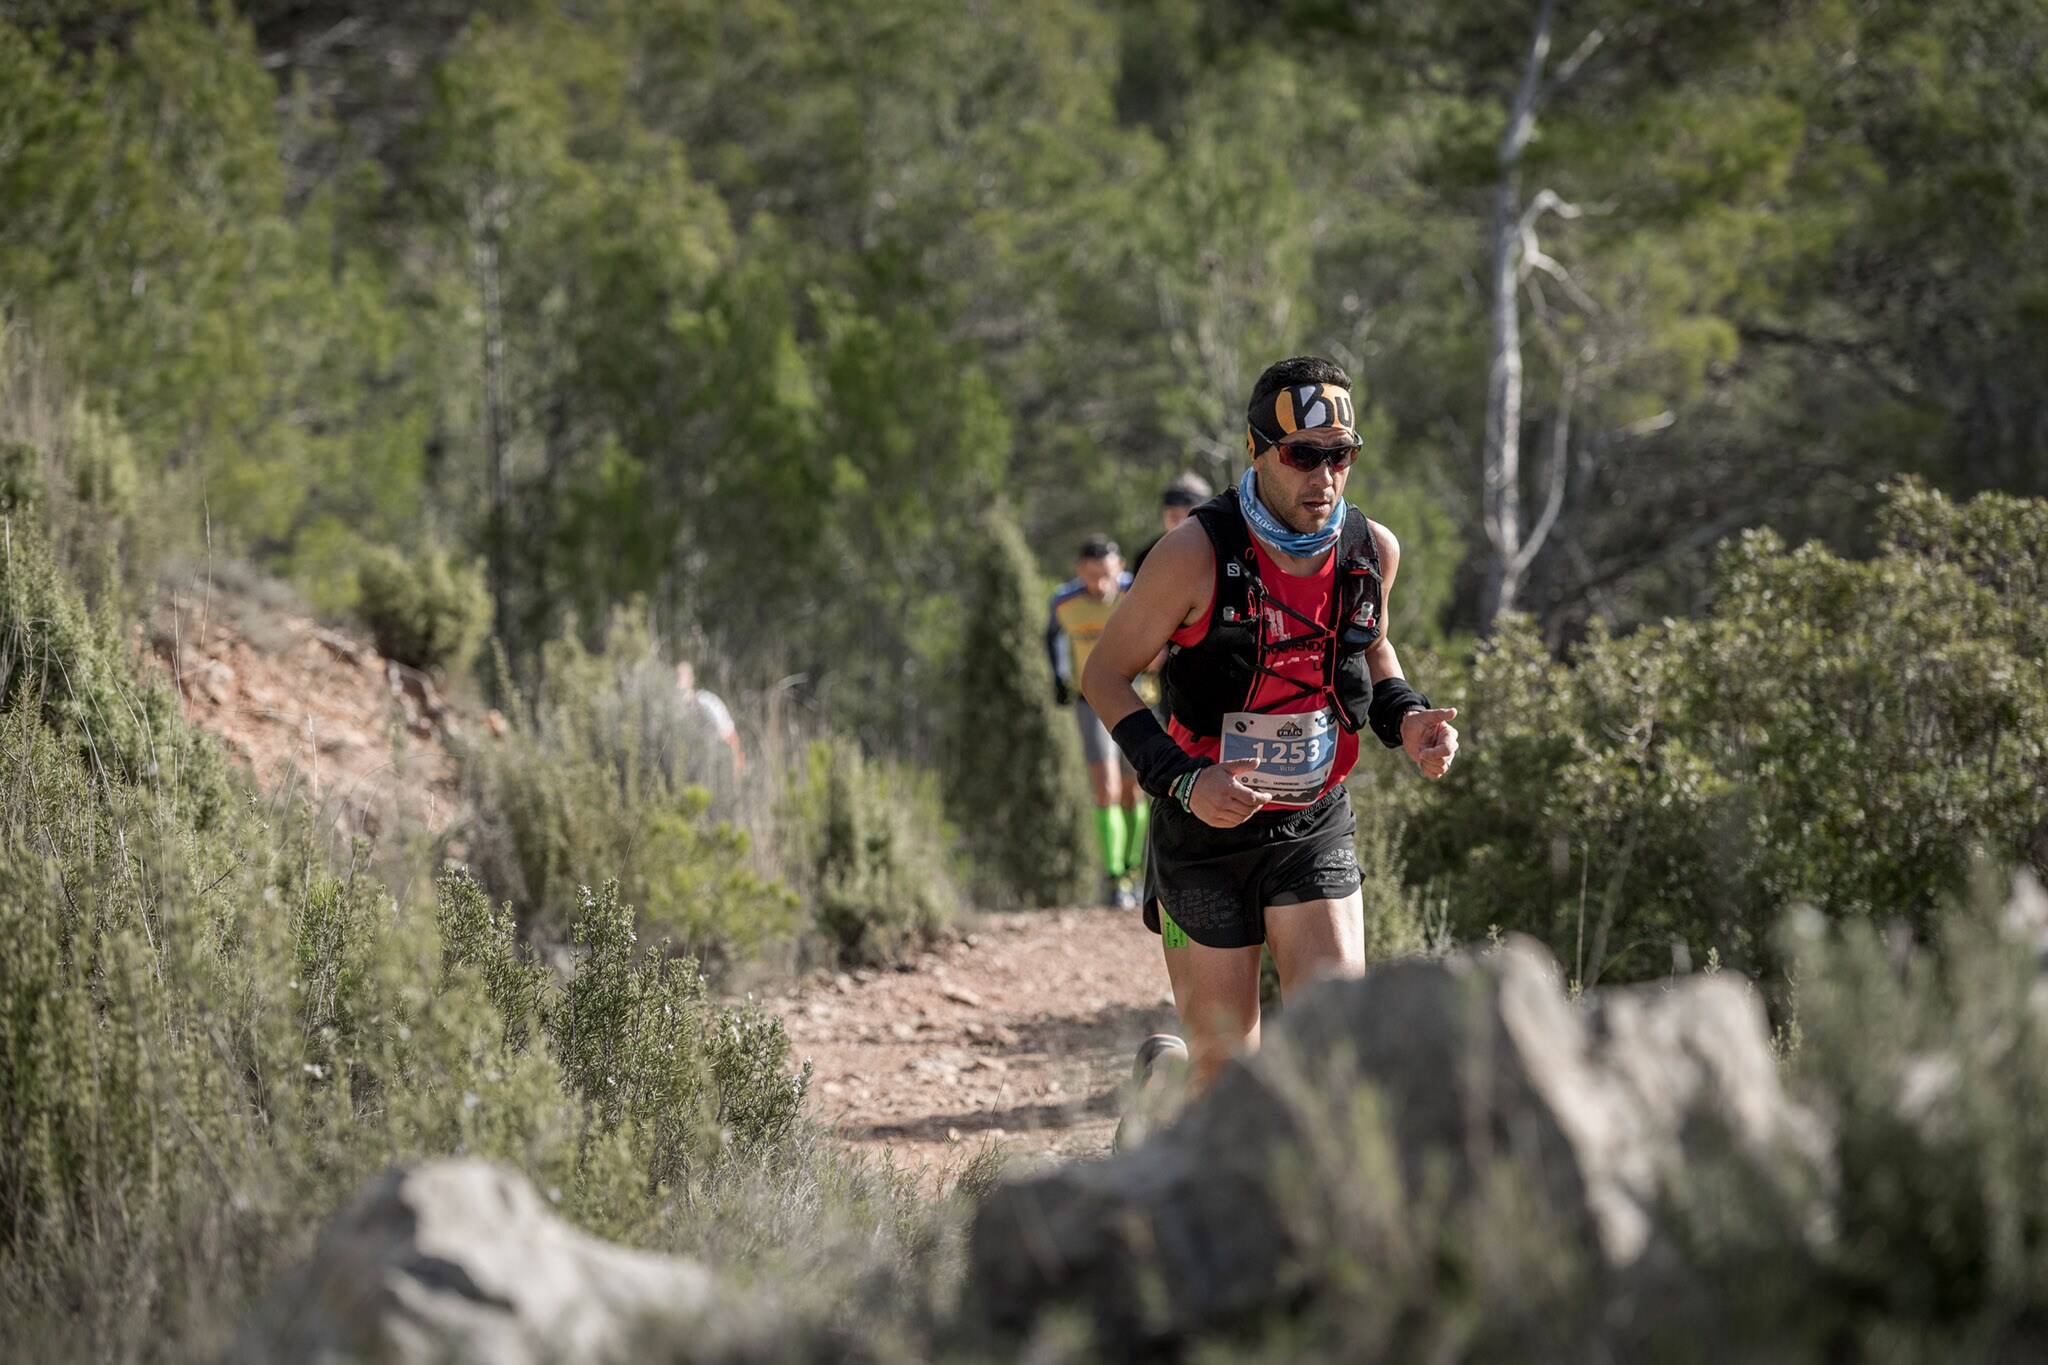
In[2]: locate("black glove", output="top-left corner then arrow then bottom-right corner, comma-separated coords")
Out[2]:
1053,677 -> 1072,707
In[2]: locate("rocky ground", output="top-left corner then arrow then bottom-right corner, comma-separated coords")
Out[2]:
145,575 -> 470,845
766,907 -> 1178,1181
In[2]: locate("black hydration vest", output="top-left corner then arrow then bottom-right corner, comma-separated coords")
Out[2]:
1161,488 -> 1384,739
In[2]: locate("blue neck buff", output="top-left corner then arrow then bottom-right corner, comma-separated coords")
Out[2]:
1238,466 -> 1343,558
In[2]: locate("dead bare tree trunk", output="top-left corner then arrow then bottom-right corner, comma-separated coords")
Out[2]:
1481,0 -> 1602,629
1480,0 -> 1553,626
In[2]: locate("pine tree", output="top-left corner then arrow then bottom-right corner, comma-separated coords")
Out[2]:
941,512 -> 1094,908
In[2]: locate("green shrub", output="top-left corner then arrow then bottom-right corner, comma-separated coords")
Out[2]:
782,736 -> 961,966
939,512 -> 1093,909
0,537 -> 829,1358
435,864 -> 548,1051
1404,483 -> 2048,986
1614,878 -> 2048,1365
1770,878 -> 2048,1358
1353,792 -> 1440,966
0,329 -> 166,613
0,521 -> 229,827
0,672 -> 584,1361
458,619 -> 801,973
0,438 -> 41,513
433,872 -> 813,1202
354,543 -> 489,675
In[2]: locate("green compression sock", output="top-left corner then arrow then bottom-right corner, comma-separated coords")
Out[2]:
1126,800 -> 1149,869
1094,805 -> 1129,877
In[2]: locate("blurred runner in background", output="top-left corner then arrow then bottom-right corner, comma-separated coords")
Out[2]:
1046,536 -> 1145,909
675,659 -> 745,777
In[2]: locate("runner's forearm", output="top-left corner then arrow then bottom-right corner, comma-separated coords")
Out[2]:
1108,707 -> 1207,799
1366,635 -> 1403,685
1078,662 -> 1147,730
1362,639 -> 1431,748
1045,614 -> 1068,684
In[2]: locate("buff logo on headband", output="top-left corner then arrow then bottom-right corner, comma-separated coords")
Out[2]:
1247,383 -> 1357,456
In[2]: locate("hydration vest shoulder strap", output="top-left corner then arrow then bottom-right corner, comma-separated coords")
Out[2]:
1334,506 -> 1384,648
1190,488 -> 1258,635
1191,490 -> 1381,644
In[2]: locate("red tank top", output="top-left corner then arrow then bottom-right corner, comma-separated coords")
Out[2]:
1164,534 -> 1362,807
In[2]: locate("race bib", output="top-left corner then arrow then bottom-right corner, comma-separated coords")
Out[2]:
1219,707 -> 1338,799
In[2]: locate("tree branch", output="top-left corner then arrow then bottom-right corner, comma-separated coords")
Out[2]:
1509,364 -> 1574,576
1520,243 -> 1599,313
1517,188 -> 1585,237
1540,22 -> 1609,103
1738,324 -> 1929,409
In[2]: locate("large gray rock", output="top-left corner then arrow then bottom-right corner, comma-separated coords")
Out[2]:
230,1160 -> 720,1365
969,937 -> 1826,1351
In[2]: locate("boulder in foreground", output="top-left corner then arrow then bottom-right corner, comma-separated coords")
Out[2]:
229,1160 -> 718,1365
968,937 -> 1828,1353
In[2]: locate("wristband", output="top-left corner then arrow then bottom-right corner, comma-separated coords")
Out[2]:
1169,769 -> 1201,811
1367,677 -> 1431,750
1109,708 -> 1209,799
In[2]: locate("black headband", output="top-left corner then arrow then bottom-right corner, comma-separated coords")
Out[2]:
1246,382 -> 1357,456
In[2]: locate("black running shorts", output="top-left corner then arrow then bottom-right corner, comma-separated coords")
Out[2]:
1140,784 -> 1363,950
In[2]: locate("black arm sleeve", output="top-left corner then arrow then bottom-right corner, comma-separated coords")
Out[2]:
1109,708 -> 1208,798
1366,677 -> 1431,749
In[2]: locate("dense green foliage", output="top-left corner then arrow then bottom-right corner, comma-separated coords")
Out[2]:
780,736 -> 961,966
458,616 -> 802,969
7,0 -> 2038,707
941,513 -> 1093,908
353,544 -> 490,674
1396,482 -> 2048,987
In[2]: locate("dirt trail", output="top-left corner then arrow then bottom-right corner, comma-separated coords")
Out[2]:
764,908 -> 1177,1179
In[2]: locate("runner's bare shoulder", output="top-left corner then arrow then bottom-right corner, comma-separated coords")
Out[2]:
1368,519 -> 1400,573
1128,514 -> 1215,626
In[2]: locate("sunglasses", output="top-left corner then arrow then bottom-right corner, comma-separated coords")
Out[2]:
1251,423 -> 1361,473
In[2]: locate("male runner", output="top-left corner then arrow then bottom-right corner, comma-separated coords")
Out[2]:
1083,357 -> 1458,1096
1046,536 -> 1146,909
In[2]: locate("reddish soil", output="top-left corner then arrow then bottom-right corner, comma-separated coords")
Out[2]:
766,908 -> 1178,1181
145,583 -> 471,844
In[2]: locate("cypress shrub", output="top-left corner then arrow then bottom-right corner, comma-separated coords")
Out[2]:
940,513 -> 1092,908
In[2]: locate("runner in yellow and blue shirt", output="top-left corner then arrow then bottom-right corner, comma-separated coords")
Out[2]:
1046,536 -> 1146,909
